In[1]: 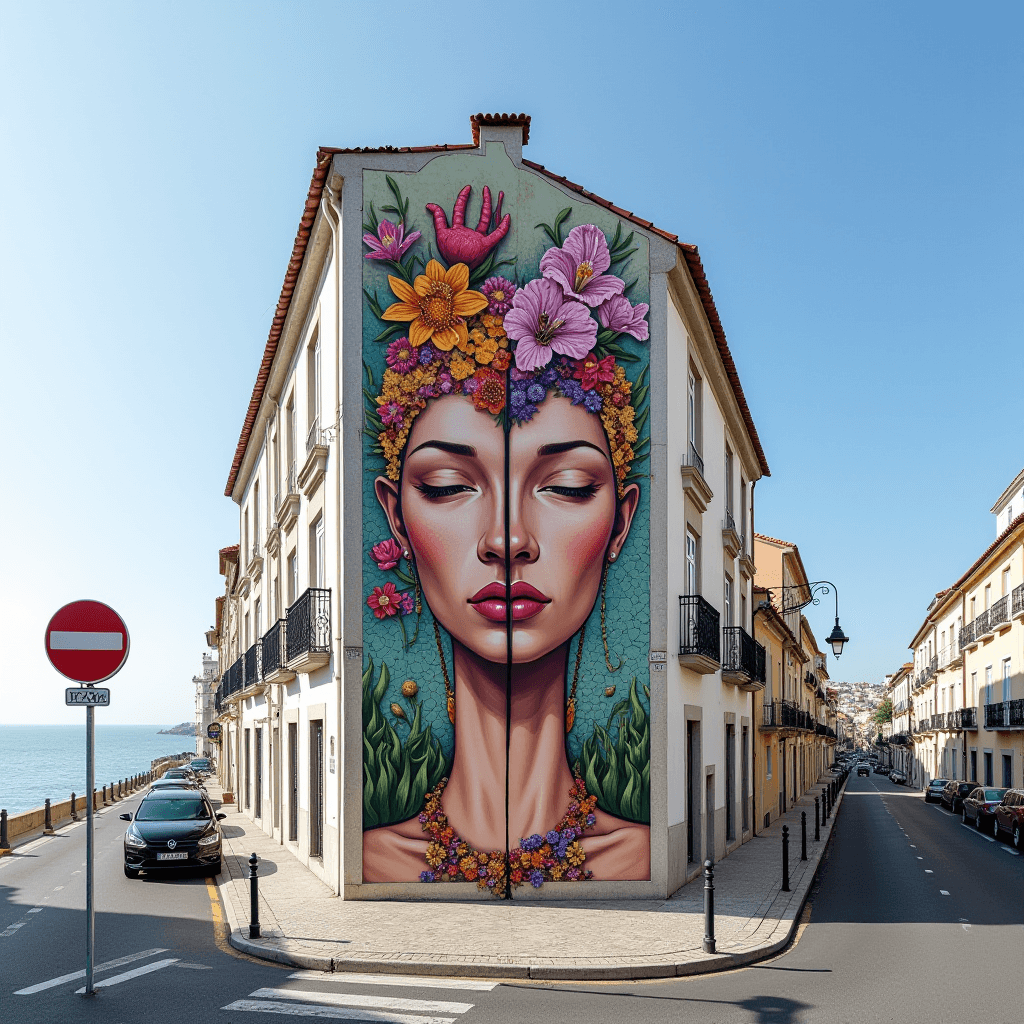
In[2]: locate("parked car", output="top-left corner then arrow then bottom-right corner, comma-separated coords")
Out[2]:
924,779 -> 950,803
962,787 -> 1007,830
872,764 -> 886,774
857,763 -> 871,777
189,757 -> 214,776
121,788 -> 226,878
149,777 -> 199,791
889,770 -> 907,785
941,780 -> 980,813
993,789 -> 1024,848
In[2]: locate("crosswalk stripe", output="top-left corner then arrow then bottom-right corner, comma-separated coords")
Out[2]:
249,987 -> 473,1015
288,971 -> 498,992
15,948 -> 170,995
222,999 -> 457,1023
74,958 -> 179,993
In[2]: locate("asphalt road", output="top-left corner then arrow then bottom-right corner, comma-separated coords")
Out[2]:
2,771 -> 1021,1023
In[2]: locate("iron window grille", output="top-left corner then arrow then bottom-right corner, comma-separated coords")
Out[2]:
261,619 -> 287,676
678,594 -> 720,662
286,587 -> 332,662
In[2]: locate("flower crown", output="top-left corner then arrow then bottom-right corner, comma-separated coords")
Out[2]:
363,190 -> 650,498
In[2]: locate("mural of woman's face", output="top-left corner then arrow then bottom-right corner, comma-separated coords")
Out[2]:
376,394 -> 639,667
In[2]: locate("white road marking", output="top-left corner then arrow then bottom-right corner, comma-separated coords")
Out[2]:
910,845 -> 916,848
288,971 -> 498,992
917,857 -> 923,860
27,908 -> 42,913
925,869 -> 933,873
1,922 -> 26,936
940,890 -> 950,896
963,924 -> 971,931
53,886 -> 63,891
15,948 -> 170,994
959,824 -> 995,842
249,987 -> 473,1015
74,958 -> 179,993
1001,847 -> 1020,856
223,1000 -> 457,1023
49,630 -> 123,650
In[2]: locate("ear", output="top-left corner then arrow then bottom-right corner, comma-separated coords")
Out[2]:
375,475 -> 411,552
607,482 -> 640,561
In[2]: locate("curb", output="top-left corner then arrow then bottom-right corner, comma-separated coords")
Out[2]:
218,775 -> 847,981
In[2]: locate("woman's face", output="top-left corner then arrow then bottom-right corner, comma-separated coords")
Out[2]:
376,394 -> 639,665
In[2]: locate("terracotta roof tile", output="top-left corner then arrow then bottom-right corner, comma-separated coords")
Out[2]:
225,117 -> 771,494
948,512 -> 1024,592
754,532 -> 796,548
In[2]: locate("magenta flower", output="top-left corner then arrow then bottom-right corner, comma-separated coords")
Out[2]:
363,219 -> 421,262
504,279 -> 598,372
539,224 -> 625,307
481,276 -> 517,316
597,295 -> 650,341
371,538 -> 403,571
379,401 -> 404,426
385,336 -> 418,373
398,592 -> 415,616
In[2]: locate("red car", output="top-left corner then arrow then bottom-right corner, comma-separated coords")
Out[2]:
992,789 -> 1024,849
962,787 -> 1006,832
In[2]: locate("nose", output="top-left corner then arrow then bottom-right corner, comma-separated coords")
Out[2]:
475,479 -> 539,566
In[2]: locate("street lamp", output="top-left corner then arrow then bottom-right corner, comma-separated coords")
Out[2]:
761,581 -> 851,658
826,618 -> 849,659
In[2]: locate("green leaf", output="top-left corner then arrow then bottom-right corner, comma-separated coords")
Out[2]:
373,323 -> 405,344
608,247 -> 638,267
632,384 -> 649,409
552,207 -> 573,245
633,406 -> 649,435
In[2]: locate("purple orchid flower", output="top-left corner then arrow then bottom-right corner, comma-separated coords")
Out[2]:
363,219 -> 421,262
504,278 -> 597,372
539,224 -> 625,307
597,295 -> 650,341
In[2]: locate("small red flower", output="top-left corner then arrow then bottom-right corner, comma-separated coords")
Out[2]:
370,538 -> 403,571
367,582 -> 400,619
470,368 -> 505,415
573,352 -> 616,390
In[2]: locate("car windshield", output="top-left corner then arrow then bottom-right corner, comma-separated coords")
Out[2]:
191,760 -> 210,767
984,789 -> 1006,800
136,798 -> 210,821
931,780 -> 948,786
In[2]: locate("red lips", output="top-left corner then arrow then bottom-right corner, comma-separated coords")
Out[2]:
468,581 -> 550,622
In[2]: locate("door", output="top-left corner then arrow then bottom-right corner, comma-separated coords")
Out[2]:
254,728 -> 263,819
244,729 -> 251,810
309,719 -> 324,858
288,722 -> 299,842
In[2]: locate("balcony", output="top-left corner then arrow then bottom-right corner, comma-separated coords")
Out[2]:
286,587 -> 332,673
959,620 -> 975,652
738,535 -> 755,578
984,699 -> 1024,730
298,417 -> 330,498
245,541 -> 263,584
277,461 -> 300,532
722,508 -> 742,559
242,639 -> 264,692
1013,582 -> 1024,620
220,657 -> 243,703
721,625 -> 765,690
678,595 -> 720,674
989,595 -> 1010,633
261,619 -> 295,684
680,444 -> 713,513
890,731 -> 911,746
953,706 -> 977,730
974,608 -> 992,641
937,642 -> 962,672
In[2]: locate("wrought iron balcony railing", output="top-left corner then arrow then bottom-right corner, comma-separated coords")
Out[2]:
722,625 -> 763,680
974,608 -> 991,638
678,595 -> 720,663
989,595 -> 1009,632
1014,582 -> 1024,618
959,619 -> 975,651
221,657 -> 242,697
261,619 -> 287,677
286,587 -> 332,663
243,640 -> 262,688
985,699 -> 1024,729
725,507 -> 737,533
687,442 -> 704,479
953,706 -> 977,729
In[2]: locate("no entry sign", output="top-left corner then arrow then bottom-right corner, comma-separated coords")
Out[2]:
45,600 -> 130,684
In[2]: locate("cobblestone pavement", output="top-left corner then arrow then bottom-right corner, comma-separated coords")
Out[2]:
212,775 -> 845,980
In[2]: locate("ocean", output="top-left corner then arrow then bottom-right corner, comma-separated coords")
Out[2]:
0,725 -> 197,816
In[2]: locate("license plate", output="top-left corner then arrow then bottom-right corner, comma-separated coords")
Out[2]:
157,851 -> 188,860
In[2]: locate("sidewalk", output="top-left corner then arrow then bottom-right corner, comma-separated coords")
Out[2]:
212,775 -> 846,981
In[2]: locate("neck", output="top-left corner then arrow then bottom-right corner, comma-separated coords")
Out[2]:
443,639 -> 576,852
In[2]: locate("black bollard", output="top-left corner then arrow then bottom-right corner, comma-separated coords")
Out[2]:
248,853 -> 261,938
110,782 -> 115,803
0,809 -> 9,850
102,784 -> 108,806
801,811 -> 807,860
71,792 -> 78,822
702,860 -> 716,953
781,825 -> 790,891
44,798 -> 54,835
814,797 -> 820,842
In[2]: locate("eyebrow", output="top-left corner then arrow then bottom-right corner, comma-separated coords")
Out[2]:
536,440 -> 607,457
408,440 -> 477,458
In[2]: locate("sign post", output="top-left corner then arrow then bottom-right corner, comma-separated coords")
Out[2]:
45,600 -> 129,998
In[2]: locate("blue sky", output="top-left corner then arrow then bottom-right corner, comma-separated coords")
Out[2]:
1,1 -> 1020,723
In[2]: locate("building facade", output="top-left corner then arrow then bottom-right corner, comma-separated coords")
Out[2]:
211,113 -> 773,900
192,651 -> 219,757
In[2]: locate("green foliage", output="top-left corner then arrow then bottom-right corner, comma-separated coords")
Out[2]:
535,206 -> 573,248
362,659 -> 448,829
872,698 -> 893,725
579,677 -> 650,824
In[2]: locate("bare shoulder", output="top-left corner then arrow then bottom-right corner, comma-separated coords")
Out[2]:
362,818 -> 428,883
582,810 -> 650,880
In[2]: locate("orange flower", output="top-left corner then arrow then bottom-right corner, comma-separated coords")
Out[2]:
382,260 -> 488,351
491,349 -> 511,371
470,368 -> 505,415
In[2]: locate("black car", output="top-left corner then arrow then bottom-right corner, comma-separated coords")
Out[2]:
121,788 -> 225,878
940,780 -> 980,813
189,757 -> 213,776
857,763 -> 871,777
149,776 -> 200,792
924,778 -> 950,803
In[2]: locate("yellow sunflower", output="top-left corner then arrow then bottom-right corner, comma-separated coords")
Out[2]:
382,260 -> 488,351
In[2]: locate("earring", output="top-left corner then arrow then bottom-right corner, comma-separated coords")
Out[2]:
608,551 -> 617,561
565,625 -> 586,733
601,561 -> 623,673
433,617 -> 455,724
402,548 -> 411,559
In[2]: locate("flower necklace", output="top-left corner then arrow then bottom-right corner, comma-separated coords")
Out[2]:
417,775 -> 598,897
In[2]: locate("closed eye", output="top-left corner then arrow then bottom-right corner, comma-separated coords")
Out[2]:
540,484 -> 599,500
415,482 -> 476,499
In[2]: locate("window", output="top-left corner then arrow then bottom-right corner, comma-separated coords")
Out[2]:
1003,568 -> 1011,597
971,672 -> 978,706
272,422 -> 280,504
970,749 -> 977,780
312,516 -> 325,588
254,598 -> 262,640
273,576 -> 281,622
288,550 -> 298,605
307,328 -> 321,445
766,745 -> 773,780
685,530 -> 698,595
244,612 -> 250,650
984,751 -> 993,787
253,481 -> 260,549
740,478 -> 747,545
687,365 -> 701,462
1002,754 -> 1013,789
1003,659 -> 1012,703
985,666 -> 993,705
725,724 -> 735,841
724,576 -> 733,627
286,395 -> 296,486
243,509 -> 249,565
970,597 -> 976,620
725,447 -> 734,518
984,584 -> 991,611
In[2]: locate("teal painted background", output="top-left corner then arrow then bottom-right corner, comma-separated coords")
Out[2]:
360,144 -> 650,824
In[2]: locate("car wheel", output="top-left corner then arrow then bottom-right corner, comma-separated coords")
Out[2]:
1014,824 -> 1022,850
124,865 -> 140,879
992,816 -> 1000,838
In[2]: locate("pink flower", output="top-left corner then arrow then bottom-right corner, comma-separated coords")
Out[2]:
386,337 -> 418,373
597,295 -> 650,341
379,401 -> 404,426
367,582 -> 400,619
504,278 -> 597,372
363,219 -> 421,262
539,224 -> 625,307
573,352 -> 616,390
370,538 -> 403,571
481,276 -> 517,316
398,592 -> 415,615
